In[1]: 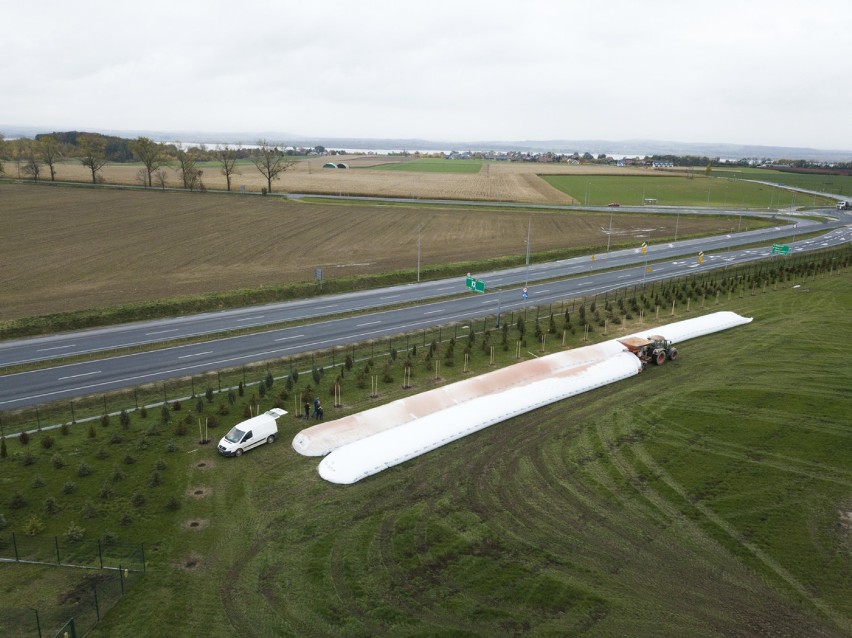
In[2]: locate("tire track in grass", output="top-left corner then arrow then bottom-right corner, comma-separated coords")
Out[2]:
656,428 -> 852,488
631,444 -> 850,633
598,411 -> 850,636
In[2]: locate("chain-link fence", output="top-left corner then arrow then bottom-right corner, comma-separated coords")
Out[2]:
0,534 -> 143,572
0,565 -> 140,638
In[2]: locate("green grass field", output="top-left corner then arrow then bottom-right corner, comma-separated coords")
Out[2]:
542,174 -> 838,209
366,158 -> 484,173
1,253 -> 849,637
716,167 -> 852,199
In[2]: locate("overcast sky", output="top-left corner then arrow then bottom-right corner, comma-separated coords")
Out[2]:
2,0 -> 851,151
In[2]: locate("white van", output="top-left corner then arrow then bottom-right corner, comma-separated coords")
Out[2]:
218,408 -> 287,457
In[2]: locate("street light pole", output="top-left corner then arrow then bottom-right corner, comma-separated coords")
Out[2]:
524,217 -> 531,287
674,213 -> 680,242
416,224 -> 425,282
606,210 -> 614,252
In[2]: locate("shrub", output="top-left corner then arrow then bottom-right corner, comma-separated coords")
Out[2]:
110,468 -> 125,483
120,513 -> 133,526
119,409 -> 131,429
44,497 -> 60,516
65,522 -> 85,542
94,449 -> 109,460
196,399 -> 205,414
165,496 -> 181,511
19,431 -> 30,445
139,406 -> 148,419
10,492 -> 27,509
175,421 -> 188,436
165,440 -> 177,453
102,531 -> 117,547
227,390 -> 236,406
25,515 -> 46,536
100,413 -> 110,428
148,471 -> 162,487
123,454 -> 136,465
32,476 -> 46,488
110,433 -> 124,445
160,405 -> 171,424
77,462 -> 93,477
217,402 -> 229,416
40,434 -> 54,450
80,501 -> 99,519
0,437 -> 6,458
88,423 -> 96,439
172,400 -> 182,412
131,492 -> 146,507
146,425 -> 161,437
60,423 -> 70,436
52,453 -> 65,469
62,481 -> 76,495
258,382 -> 267,398
155,458 -> 167,471
99,483 -> 114,499
21,452 -> 36,467
206,387 -> 215,403
136,439 -> 150,451
238,381 -> 244,396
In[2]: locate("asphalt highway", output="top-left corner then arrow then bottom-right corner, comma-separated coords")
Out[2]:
1,216 -> 848,411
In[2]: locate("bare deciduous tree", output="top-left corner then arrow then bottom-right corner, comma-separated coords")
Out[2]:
78,134 -> 107,183
22,155 -> 41,181
131,137 -> 165,187
216,144 -> 240,191
38,136 -> 61,181
154,169 -> 168,189
252,140 -> 293,194
0,132 -> 6,176
176,150 -> 203,191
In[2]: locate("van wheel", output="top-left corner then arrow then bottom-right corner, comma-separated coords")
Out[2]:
235,448 -> 243,457
267,435 -> 276,444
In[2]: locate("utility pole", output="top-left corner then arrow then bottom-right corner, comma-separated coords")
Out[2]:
416,224 -> 423,282
606,210 -> 614,252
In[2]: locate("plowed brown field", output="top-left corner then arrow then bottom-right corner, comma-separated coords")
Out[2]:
1,181 -> 740,321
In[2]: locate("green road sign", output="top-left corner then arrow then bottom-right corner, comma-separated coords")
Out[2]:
465,276 -> 486,293
771,244 -> 790,255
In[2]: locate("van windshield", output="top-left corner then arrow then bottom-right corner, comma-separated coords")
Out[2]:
224,427 -> 245,444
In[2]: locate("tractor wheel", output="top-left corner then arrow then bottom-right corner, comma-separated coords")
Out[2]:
654,350 -> 666,365
668,347 -> 678,361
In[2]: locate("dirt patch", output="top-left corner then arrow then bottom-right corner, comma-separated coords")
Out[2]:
57,573 -> 113,605
181,518 -> 210,531
194,459 -> 215,470
177,552 -> 204,571
187,486 -> 212,499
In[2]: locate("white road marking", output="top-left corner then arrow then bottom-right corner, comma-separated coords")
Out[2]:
145,329 -> 179,335
236,316 -> 265,322
37,344 -> 76,352
274,334 -> 305,342
178,351 -> 213,359
356,320 -> 381,326
59,370 -> 101,380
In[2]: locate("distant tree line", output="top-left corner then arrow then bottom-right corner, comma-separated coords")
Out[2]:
0,132 -> 324,192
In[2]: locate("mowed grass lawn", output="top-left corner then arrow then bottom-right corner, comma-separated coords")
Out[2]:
0,182 -> 765,322
2,267 -> 849,637
542,174 -> 838,209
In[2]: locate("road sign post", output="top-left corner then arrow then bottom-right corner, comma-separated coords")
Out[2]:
465,275 -> 486,293
770,244 -> 790,255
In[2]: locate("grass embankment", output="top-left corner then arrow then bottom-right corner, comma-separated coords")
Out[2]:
1,252 -> 849,636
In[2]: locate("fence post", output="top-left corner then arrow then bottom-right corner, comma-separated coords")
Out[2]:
141,543 -> 146,572
55,536 -> 61,565
12,532 -> 19,561
93,584 -> 100,622
119,564 -> 125,595
98,539 -> 103,569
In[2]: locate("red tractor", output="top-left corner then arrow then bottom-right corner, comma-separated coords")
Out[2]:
618,335 -> 678,370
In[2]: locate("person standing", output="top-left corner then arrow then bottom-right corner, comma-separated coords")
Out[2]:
304,400 -> 311,419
